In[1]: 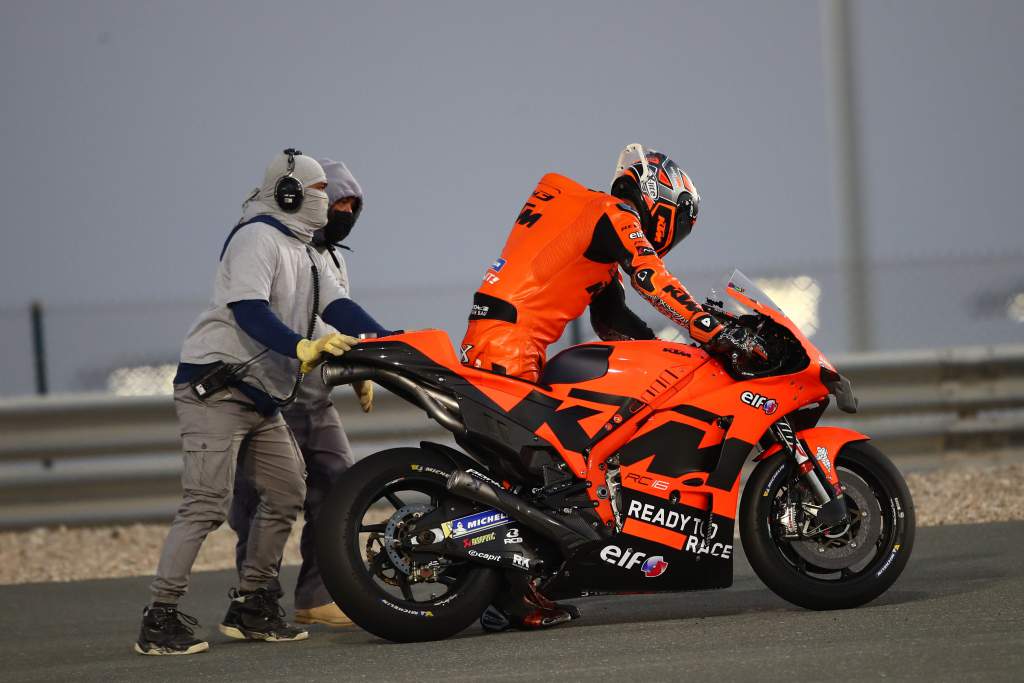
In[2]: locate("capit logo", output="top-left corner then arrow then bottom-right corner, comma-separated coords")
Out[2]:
741,391 -> 778,415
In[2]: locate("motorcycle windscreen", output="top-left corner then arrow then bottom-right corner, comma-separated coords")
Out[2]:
710,268 -> 819,334
708,269 -> 785,316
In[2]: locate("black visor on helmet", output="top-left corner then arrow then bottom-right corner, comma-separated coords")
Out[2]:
671,191 -> 698,248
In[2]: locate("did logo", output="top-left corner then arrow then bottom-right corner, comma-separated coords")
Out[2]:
741,391 -> 778,415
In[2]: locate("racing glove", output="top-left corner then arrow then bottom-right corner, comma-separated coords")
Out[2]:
296,333 -> 358,374
703,321 -> 769,366
688,312 -> 726,345
354,380 -> 374,413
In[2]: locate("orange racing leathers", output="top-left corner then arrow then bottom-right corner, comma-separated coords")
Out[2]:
461,173 -> 711,382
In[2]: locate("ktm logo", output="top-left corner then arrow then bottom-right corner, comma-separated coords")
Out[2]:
516,205 -> 543,227
655,215 -> 667,243
662,285 -> 701,313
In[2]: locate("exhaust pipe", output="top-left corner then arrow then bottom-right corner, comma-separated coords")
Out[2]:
322,363 -> 466,435
447,470 -> 591,556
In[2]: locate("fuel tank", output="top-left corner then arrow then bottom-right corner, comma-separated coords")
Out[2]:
540,340 -> 712,404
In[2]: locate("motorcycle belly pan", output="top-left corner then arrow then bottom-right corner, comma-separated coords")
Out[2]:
544,492 -> 736,598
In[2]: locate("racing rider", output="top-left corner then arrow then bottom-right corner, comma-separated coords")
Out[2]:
461,143 -> 738,384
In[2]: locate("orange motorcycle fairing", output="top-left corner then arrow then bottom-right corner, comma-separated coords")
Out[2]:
754,425 -> 870,488
339,319 -> 844,596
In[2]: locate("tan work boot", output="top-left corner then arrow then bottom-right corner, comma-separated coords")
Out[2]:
294,602 -> 354,627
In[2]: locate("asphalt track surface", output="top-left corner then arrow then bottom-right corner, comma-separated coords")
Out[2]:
3,522 -> 1023,682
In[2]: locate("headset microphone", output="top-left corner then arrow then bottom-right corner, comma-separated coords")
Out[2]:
274,148 -> 305,213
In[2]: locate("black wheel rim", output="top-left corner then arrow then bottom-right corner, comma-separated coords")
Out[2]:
766,454 -> 905,583
352,474 -> 474,606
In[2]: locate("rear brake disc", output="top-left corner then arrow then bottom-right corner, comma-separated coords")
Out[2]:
383,503 -> 432,574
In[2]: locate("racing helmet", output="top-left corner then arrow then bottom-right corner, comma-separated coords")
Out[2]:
610,143 -> 700,257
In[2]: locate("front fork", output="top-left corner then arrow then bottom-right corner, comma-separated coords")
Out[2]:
770,419 -> 849,527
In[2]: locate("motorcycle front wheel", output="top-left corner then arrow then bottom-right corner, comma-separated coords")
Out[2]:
740,441 -> 915,610
315,447 -> 501,642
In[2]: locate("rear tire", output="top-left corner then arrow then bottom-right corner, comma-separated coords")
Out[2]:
315,447 -> 501,642
740,441 -> 915,610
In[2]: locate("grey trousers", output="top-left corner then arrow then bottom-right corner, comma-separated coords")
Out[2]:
229,403 -> 353,609
149,384 -> 307,604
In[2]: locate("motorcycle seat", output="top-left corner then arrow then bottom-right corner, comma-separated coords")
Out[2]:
538,344 -> 613,385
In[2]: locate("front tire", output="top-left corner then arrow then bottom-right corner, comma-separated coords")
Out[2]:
315,447 -> 501,642
740,441 -> 915,610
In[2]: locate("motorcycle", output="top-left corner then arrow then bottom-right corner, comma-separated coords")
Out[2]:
314,269 -> 915,642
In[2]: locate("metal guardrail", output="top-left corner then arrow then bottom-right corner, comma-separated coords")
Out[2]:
1,343 -> 1022,529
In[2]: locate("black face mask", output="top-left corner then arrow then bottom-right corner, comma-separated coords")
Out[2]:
319,209 -> 356,245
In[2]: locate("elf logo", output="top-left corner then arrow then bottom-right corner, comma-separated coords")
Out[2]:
641,555 -> 669,578
599,545 -> 669,578
741,391 -> 778,415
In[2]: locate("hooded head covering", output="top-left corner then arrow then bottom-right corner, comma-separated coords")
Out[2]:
315,158 -> 364,245
317,158 -> 363,212
240,150 -> 329,242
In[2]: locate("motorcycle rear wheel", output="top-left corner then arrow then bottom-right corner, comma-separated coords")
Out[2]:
315,447 -> 501,642
740,441 -> 915,610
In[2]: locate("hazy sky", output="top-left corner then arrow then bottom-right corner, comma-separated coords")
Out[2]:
0,1 -> 1021,394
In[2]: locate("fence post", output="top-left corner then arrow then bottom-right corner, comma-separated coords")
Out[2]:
31,301 -> 48,395
821,0 -> 873,351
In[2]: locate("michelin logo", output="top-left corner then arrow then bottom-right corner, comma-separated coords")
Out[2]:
443,509 -> 511,539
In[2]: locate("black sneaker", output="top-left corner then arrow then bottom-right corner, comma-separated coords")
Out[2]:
134,604 -> 209,655
218,588 -> 309,642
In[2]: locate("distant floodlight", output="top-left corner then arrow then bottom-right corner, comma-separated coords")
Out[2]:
655,275 -> 821,341
1008,293 -> 1024,323
107,363 -> 177,396
754,276 -> 821,337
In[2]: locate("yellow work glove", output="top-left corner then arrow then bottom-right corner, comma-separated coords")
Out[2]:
296,333 -> 358,374
353,380 -> 374,413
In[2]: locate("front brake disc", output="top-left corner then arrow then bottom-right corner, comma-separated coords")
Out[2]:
790,469 -> 880,570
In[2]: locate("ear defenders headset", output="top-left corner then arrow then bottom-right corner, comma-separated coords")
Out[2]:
274,148 -> 305,213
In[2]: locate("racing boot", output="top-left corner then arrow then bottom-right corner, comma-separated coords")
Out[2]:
218,588 -> 309,642
134,603 -> 209,655
480,577 -> 580,633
